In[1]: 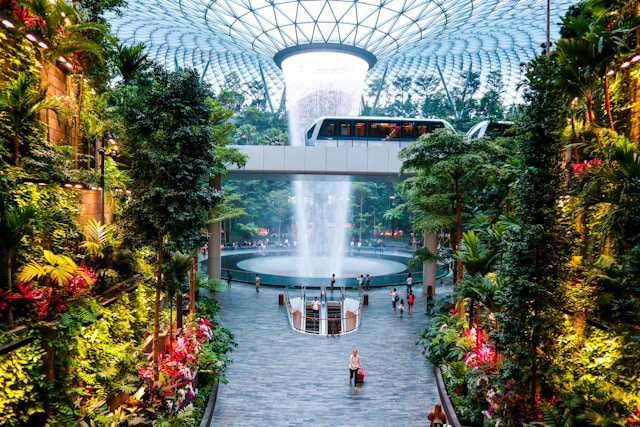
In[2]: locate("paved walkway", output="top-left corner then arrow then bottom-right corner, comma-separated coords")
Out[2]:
209,280 -> 452,426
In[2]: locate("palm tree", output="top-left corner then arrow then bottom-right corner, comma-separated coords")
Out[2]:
556,9 -> 637,131
454,230 -> 499,277
116,43 -> 150,84
583,136 -> 640,252
0,72 -> 63,162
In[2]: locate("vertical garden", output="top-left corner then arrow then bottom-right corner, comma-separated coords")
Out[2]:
0,1 -> 238,425
410,0 -> 640,425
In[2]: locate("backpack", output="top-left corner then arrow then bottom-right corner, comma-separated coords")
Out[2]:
394,294 -> 399,302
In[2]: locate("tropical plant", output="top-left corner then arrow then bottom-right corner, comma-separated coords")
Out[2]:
0,72 -> 64,163
454,230 -> 498,277
0,193 -> 37,325
17,249 -> 85,288
115,42 -> 151,83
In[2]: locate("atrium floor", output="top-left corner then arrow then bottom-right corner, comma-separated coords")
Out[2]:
209,279 -> 452,426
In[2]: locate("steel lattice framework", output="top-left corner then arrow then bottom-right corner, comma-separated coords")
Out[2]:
106,0 -> 577,110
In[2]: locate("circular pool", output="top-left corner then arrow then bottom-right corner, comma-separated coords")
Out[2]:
236,255 -> 407,278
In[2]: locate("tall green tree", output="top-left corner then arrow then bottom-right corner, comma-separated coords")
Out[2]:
478,70 -> 505,119
399,129 -> 498,285
120,67 -> 225,367
495,54 -> 570,414
350,183 -> 373,242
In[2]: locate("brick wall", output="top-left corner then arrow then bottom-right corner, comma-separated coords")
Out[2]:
43,64 -> 68,144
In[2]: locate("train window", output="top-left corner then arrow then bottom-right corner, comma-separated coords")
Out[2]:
431,122 -> 444,131
416,124 -> 428,137
319,120 -> 337,138
385,123 -> 399,140
369,122 -> 390,138
485,124 -> 502,138
339,121 -> 352,137
354,121 -> 366,137
369,122 -> 399,139
306,124 -> 316,140
401,122 -> 415,138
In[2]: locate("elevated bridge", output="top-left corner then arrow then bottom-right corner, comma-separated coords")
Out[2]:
225,145 -> 410,181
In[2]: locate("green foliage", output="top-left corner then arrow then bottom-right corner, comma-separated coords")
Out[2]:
417,312 -> 470,364
495,54 -> 570,402
120,67 -> 223,252
454,230 -> 498,277
0,71 -> 65,163
0,338 -> 47,426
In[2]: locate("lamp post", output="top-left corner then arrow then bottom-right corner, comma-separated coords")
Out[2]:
99,131 -> 118,223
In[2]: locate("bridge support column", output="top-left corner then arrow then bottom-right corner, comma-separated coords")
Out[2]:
423,231 -> 437,296
208,176 -> 221,281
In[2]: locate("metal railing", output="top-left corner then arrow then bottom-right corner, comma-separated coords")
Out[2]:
284,285 -> 363,336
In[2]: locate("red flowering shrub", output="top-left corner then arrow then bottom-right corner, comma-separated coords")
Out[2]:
139,318 -> 214,414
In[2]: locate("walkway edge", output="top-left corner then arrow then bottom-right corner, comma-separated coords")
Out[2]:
199,378 -> 219,427
434,365 -> 462,427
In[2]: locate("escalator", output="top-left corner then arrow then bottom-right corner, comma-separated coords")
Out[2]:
327,301 -> 342,335
305,300 -> 320,334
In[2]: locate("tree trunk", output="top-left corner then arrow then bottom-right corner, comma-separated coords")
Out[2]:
585,93 -> 595,124
6,261 -> 13,326
603,74 -> 615,131
73,74 -> 85,166
153,234 -> 163,375
190,257 -> 196,322
13,131 -> 19,163
454,180 -> 464,284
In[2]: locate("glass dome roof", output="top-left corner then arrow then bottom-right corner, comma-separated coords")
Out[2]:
106,0 -> 576,109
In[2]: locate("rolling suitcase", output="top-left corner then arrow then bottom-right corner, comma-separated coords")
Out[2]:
357,368 -> 365,382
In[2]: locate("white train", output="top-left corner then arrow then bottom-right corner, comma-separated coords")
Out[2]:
466,120 -> 514,139
305,116 -> 454,147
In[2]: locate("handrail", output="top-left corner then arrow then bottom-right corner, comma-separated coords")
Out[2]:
284,285 -> 364,335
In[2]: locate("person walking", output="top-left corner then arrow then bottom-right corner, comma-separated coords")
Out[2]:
255,274 -> 260,292
406,272 -> 413,296
357,274 -> 364,289
407,291 -> 415,315
349,349 -> 362,391
428,402 -> 447,427
365,274 -> 371,290
311,296 -> 321,325
398,299 -> 405,318
330,273 -> 336,291
389,288 -> 399,315
226,270 -> 233,287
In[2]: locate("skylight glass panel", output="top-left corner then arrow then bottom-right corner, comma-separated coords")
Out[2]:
105,0 -> 577,107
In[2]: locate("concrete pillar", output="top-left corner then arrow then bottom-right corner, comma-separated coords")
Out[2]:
423,231 -> 438,296
208,176 -> 221,280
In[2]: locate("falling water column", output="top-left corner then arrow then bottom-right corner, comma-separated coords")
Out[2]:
281,51 -> 369,278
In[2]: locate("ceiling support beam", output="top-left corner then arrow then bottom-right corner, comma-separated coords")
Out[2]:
200,60 -> 210,83
258,62 -> 274,114
457,63 -> 473,120
371,64 -> 389,115
436,63 -> 457,120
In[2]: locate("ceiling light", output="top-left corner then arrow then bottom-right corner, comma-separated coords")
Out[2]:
2,19 -> 15,28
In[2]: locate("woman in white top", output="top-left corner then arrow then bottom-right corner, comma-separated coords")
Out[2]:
349,349 -> 362,391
